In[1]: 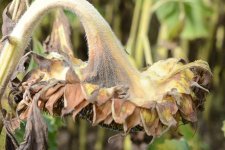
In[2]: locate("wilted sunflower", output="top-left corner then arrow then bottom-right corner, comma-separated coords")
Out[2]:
16,52 -> 211,137
0,0 -> 212,149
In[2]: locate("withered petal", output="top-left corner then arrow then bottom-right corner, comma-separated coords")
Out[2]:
62,84 -> 85,116
140,108 -> 160,136
72,101 -> 89,119
42,83 -> 64,100
123,108 -> 141,133
156,98 -> 178,126
112,99 -> 135,124
178,94 -> 197,122
103,115 -> 114,125
45,86 -> 65,115
92,101 -> 112,126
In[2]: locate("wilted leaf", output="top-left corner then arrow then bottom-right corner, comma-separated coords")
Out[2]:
1,0 -> 28,53
2,5 -> 16,37
17,103 -> 48,150
44,9 -> 74,56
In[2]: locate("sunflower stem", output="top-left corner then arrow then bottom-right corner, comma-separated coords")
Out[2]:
0,0 -> 141,102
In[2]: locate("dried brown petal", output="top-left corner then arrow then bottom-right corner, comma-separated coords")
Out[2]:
92,101 -> 111,126
156,97 -> 178,126
62,84 -> 85,115
45,86 -> 65,115
42,83 -> 64,100
124,108 -> 141,132
178,94 -> 197,122
72,101 -> 89,119
112,99 -> 135,124
103,115 -> 113,125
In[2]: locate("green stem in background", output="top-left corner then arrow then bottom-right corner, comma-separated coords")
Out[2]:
94,128 -> 105,150
197,2 -> 219,60
79,119 -> 87,150
135,0 -> 152,68
123,135 -> 132,150
126,0 -> 143,55
143,35 -> 153,65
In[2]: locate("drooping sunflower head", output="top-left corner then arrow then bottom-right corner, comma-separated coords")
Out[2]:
15,52 -> 212,137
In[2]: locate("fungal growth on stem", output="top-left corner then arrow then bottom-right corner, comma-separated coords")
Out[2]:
0,0 -> 212,149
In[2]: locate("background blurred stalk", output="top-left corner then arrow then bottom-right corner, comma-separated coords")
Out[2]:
79,119 -> 87,150
134,0 -> 152,68
123,135 -> 132,150
94,128 -> 105,150
126,0 -> 143,55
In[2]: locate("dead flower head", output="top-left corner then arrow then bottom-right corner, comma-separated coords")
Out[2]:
16,51 -> 212,137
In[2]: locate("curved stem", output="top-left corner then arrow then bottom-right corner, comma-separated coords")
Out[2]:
0,0 -> 141,101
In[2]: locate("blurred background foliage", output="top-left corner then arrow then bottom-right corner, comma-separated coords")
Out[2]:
0,0 -> 225,149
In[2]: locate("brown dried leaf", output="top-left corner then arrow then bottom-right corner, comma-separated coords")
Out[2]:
10,52 -> 31,81
1,0 -> 28,53
43,9 -> 73,56
8,0 -> 28,22
4,118 -> 20,132
2,4 -> 16,36
66,68 -> 80,84
18,102 -> 48,150
30,53 -> 70,81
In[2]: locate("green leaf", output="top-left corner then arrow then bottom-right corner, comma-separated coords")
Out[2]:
155,0 -> 212,39
43,114 -> 64,150
155,1 -> 181,39
181,0 -> 209,39
149,137 -> 190,150
179,124 -> 210,150
14,114 -> 64,150
27,37 -> 45,72
15,121 -> 26,143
